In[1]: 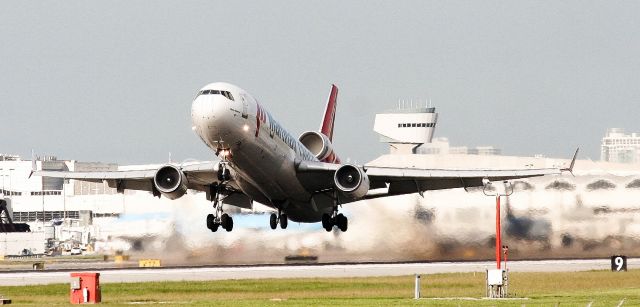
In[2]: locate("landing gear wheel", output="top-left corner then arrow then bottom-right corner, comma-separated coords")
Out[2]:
279,213 -> 288,229
206,214 -> 215,230
322,213 -> 333,232
269,213 -> 278,230
211,222 -> 219,232
225,216 -> 233,232
221,214 -> 229,229
336,213 -> 348,232
221,213 -> 233,232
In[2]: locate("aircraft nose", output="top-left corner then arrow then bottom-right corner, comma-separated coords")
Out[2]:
192,95 -> 227,121
191,95 -> 231,140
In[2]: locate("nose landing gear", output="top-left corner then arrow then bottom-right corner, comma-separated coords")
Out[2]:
206,192 -> 234,232
206,161 -> 234,232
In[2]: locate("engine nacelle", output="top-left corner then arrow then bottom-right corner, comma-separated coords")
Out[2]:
299,131 -> 337,162
334,164 -> 369,199
153,165 -> 188,200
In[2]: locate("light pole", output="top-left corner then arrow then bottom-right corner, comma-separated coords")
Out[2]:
482,180 -> 513,269
483,180 -> 513,299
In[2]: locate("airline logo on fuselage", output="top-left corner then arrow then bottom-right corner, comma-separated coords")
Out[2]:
256,102 -> 267,137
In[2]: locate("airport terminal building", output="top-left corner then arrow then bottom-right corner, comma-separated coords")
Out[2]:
601,128 -> 640,164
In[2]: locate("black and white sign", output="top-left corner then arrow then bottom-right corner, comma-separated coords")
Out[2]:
611,255 -> 627,272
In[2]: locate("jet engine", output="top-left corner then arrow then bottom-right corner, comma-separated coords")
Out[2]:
334,164 -> 369,199
153,165 -> 188,200
299,131 -> 337,162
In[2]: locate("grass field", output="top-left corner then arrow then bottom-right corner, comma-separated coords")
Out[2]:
0,270 -> 639,306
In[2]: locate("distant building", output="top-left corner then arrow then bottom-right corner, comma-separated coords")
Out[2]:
373,106 -> 438,154
374,105 -> 502,156
601,128 -> 640,164
416,137 -> 501,156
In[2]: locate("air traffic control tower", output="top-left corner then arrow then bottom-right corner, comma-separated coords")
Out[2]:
373,106 -> 438,154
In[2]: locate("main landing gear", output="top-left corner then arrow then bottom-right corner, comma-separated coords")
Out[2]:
269,210 -> 288,230
321,204 -> 348,232
206,162 -> 234,232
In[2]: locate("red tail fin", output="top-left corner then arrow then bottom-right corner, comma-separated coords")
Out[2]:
320,84 -> 338,141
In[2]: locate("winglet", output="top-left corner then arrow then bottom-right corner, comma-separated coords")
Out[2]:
561,148 -> 579,176
29,149 -> 37,179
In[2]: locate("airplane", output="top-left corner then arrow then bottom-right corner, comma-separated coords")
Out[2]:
36,82 -> 578,233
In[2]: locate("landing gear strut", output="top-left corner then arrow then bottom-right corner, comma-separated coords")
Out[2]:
322,201 -> 348,232
269,210 -> 288,230
206,162 -> 234,232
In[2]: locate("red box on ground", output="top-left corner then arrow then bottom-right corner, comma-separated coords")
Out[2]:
70,272 -> 101,304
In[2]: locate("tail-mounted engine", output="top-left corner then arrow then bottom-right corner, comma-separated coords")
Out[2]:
334,164 -> 369,199
299,131 -> 339,163
153,165 -> 188,200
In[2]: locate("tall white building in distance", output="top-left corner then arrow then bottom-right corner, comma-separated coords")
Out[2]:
373,106 -> 438,154
373,106 -> 501,155
601,128 -> 640,163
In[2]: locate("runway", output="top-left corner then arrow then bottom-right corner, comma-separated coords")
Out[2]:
0,258 -> 636,286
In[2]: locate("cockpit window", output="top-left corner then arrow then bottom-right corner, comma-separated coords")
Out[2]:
195,89 -> 234,101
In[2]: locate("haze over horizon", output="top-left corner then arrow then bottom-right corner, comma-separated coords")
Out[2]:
2,1 -> 639,164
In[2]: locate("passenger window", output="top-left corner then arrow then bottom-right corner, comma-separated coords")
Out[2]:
412,123 -> 416,127
398,124 -> 402,128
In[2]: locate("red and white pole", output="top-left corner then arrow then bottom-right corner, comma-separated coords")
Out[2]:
495,195 -> 501,269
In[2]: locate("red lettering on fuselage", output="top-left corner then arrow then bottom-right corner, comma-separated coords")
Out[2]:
255,105 -> 261,137
255,103 -> 267,137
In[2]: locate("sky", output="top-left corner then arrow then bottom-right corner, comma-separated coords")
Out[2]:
1,1 -> 639,164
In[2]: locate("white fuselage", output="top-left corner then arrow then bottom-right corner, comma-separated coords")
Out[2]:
190,82 -> 330,222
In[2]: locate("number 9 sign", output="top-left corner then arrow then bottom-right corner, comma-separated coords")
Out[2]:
611,255 -> 627,272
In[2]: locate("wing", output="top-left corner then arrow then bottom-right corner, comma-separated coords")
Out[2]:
297,148 -> 578,202
362,166 -> 561,198
34,161 -> 252,209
